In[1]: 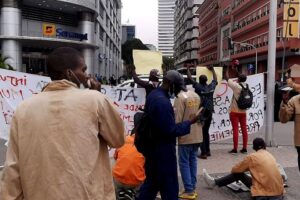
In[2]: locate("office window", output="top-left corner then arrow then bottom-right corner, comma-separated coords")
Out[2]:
99,3 -> 105,18
100,26 -> 104,41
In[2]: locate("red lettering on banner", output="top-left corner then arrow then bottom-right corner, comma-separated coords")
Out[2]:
0,75 -> 27,87
0,88 -> 24,100
123,104 -> 144,111
2,109 -> 13,125
216,82 -> 228,97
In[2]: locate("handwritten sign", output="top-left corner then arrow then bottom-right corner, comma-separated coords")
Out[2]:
196,66 -> 223,86
101,86 -> 146,135
209,73 -> 264,142
0,69 -> 50,141
133,50 -> 163,74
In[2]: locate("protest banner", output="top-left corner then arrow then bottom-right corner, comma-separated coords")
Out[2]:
133,50 -> 163,74
101,85 -> 146,135
0,69 -> 50,141
196,66 -> 223,86
209,73 -> 264,142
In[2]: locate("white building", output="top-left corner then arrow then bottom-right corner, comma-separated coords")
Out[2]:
158,0 -> 175,57
0,0 -> 122,78
174,0 -> 203,68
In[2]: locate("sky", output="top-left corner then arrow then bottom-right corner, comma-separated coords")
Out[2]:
121,0 -> 158,47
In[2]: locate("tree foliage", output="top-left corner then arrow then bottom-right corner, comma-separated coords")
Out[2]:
121,38 -> 149,76
121,38 -> 149,65
0,55 -> 14,70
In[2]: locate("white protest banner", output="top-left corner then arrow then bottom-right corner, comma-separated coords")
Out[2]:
209,73 -> 264,142
101,85 -> 146,135
0,69 -> 51,141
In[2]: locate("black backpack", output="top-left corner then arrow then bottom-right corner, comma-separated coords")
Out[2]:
236,83 -> 253,109
134,111 -> 155,156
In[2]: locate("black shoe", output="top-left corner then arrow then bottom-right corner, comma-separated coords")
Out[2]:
197,154 -> 207,159
228,149 -> 238,154
207,152 -> 211,157
240,148 -> 247,154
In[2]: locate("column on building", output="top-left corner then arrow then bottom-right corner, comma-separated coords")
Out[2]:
79,12 -> 95,75
0,0 -> 22,71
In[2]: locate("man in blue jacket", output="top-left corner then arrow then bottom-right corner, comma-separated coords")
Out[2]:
137,70 -> 201,200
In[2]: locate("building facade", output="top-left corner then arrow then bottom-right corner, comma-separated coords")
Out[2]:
0,0 -> 122,78
197,0 -> 219,66
158,0 -> 175,57
197,0 -> 300,79
121,24 -> 135,44
174,0 -> 203,69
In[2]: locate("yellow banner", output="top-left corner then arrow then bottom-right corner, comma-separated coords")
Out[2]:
284,0 -> 300,3
283,21 -> 299,38
284,3 -> 300,21
133,50 -> 163,74
196,66 -> 223,85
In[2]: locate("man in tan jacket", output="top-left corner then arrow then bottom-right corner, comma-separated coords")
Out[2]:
203,138 -> 284,200
175,88 -> 202,199
0,47 -> 125,200
279,81 -> 300,172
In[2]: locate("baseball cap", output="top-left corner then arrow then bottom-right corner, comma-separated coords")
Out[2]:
164,70 -> 186,91
149,69 -> 161,79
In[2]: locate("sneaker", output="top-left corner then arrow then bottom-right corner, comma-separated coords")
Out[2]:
178,191 -> 197,199
203,169 -> 216,189
228,149 -> 238,154
197,154 -> 207,159
240,148 -> 247,154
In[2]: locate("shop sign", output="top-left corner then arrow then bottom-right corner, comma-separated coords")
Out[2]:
283,0 -> 300,38
42,23 -> 88,41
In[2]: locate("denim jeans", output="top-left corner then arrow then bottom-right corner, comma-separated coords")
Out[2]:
178,144 -> 200,193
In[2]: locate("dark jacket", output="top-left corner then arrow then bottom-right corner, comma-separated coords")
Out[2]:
133,74 -> 160,97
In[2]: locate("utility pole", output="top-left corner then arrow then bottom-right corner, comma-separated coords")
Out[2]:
265,1 -> 277,146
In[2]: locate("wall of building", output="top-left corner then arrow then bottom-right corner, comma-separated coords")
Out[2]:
174,0 -> 202,68
158,0 -> 175,57
196,0 -> 300,77
0,0 -> 122,79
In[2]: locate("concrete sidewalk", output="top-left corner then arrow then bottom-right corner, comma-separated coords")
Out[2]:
178,143 -> 299,200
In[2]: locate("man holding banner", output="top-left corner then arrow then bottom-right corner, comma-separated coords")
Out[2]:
187,65 -> 218,159
0,47 -> 125,200
133,68 -> 161,97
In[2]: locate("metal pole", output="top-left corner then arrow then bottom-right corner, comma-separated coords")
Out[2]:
254,46 -> 258,74
265,1 -> 277,146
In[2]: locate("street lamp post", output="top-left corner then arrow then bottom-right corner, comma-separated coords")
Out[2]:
233,41 -> 258,74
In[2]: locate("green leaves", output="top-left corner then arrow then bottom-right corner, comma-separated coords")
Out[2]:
0,55 -> 15,70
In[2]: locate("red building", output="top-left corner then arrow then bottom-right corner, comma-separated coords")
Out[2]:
197,0 -> 219,66
197,0 -> 300,80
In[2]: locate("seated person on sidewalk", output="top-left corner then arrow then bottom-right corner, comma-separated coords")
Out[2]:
113,113 -> 146,199
203,138 -> 284,200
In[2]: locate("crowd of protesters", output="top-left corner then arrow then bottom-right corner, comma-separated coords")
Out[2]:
0,47 -> 298,200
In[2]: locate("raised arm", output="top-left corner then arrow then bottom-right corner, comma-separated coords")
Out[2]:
133,70 -> 150,88
187,66 -> 196,84
207,66 -> 217,82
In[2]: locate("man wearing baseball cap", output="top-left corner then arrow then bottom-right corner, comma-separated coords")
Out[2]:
137,70 -> 201,200
133,68 -> 161,97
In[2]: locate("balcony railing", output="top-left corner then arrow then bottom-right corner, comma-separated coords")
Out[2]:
232,2 -> 270,33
